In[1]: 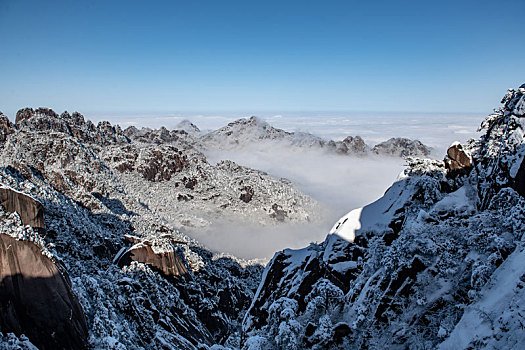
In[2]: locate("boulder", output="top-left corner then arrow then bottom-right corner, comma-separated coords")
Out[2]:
116,242 -> 188,277
0,234 -> 89,350
444,142 -> 472,176
0,186 -> 45,231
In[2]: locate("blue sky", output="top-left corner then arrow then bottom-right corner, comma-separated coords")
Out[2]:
0,0 -> 524,117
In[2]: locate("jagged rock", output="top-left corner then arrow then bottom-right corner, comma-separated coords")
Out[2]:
15,108 -> 37,124
0,185 -> 44,230
337,136 -> 369,154
124,126 -> 183,144
0,113 -> 14,145
373,137 -> 431,157
115,241 -> 188,277
15,107 -> 129,145
0,234 -> 88,350
137,146 -> 190,182
444,142 -> 472,177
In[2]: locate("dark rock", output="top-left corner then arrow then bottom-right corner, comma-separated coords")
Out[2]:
512,157 -> 525,197
184,177 -> 197,189
333,322 -> 352,342
137,147 -> 190,182
305,322 -> 316,337
239,186 -> 254,203
0,234 -> 89,350
269,203 -> 287,222
340,135 -> 369,154
0,186 -> 45,231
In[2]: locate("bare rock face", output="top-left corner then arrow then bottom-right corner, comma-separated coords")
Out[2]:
0,186 -> 45,230
116,240 -> 188,277
444,142 -> 473,177
0,234 -> 89,350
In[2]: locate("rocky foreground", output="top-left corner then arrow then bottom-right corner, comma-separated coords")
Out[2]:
0,85 -> 524,349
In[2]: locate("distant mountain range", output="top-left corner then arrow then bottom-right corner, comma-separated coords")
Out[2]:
127,115 -> 432,158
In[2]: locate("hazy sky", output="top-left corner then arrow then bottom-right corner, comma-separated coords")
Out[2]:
1,0 -> 524,117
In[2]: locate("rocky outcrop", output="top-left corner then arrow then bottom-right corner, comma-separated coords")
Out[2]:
0,113 -> 14,145
372,137 -> 431,157
0,234 -> 88,350
0,186 -> 44,230
115,239 -> 188,277
328,135 -> 369,154
444,142 -> 472,177
15,108 -> 129,145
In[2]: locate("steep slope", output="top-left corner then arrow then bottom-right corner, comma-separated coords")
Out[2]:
242,85 -> 525,349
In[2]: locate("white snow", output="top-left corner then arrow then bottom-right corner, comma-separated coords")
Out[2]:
430,184 -> 477,217
329,176 -> 417,242
440,245 -> 525,349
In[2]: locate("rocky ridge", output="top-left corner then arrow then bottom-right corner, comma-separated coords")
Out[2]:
197,116 -> 431,158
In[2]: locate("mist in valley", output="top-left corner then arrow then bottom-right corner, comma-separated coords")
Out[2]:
190,144 -> 406,259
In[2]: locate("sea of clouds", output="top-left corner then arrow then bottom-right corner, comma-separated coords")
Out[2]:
93,111 -> 483,259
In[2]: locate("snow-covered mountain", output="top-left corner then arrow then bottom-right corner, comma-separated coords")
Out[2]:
0,84 -> 524,350
197,115 -> 430,157
241,85 -> 525,349
0,108 -> 319,349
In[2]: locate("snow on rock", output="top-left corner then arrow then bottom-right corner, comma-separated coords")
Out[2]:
372,137 -> 431,158
241,84 -> 525,349
440,245 -> 525,349
198,116 -> 429,158
175,119 -> 201,135
0,108 -> 270,348
115,238 -> 189,277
